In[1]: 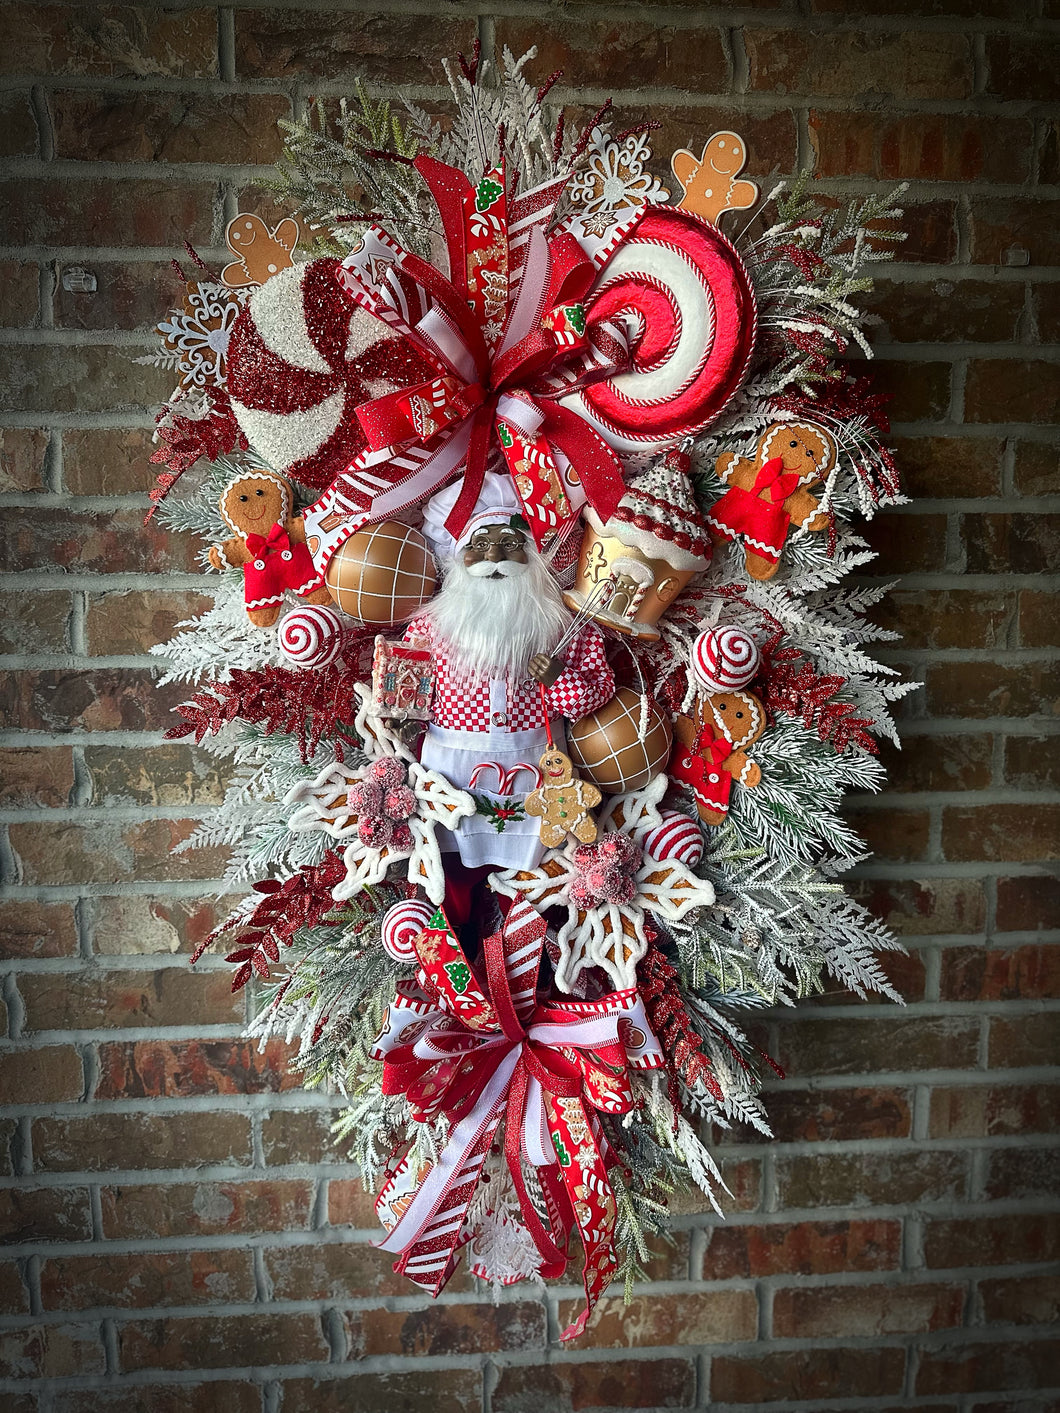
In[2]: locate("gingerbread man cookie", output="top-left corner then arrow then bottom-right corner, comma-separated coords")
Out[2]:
222,214 -> 299,289
671,689 -> 766,825
208,471 -> 331,627
524,747 -> 602,848
671,131 -> 758,226
706,421 -> 838,581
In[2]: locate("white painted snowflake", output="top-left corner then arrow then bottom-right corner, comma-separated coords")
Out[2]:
569,127 -> 670,217
285,685 -> 476,905
157,281 -> 244,393
491,773 -> 715,993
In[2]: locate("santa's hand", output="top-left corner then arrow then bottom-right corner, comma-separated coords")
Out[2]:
528,653 -> 562,688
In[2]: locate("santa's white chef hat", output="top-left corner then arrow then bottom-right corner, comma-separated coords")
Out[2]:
421,470 -> 525,562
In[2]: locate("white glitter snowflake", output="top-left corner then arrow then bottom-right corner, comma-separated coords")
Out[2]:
156,281 -> 244,393
570,127 -> 670,217
491,773 -> 714,993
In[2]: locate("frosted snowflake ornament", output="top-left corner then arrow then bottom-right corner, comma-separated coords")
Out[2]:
569,126 -> 670,233
157,281 -> 245,394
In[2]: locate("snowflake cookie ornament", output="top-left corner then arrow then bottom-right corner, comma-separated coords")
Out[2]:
569,126 -> 670,236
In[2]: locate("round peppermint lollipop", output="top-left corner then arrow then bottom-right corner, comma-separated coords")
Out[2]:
561,207 -> 757,455
381,899 -> 433,963
277,605 -> 347,668
691,626 -> 760,693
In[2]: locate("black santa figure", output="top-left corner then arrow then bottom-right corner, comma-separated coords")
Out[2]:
406,472 -> 615,872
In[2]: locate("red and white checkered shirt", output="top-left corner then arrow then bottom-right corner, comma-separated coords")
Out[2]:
403,615 -> 614,734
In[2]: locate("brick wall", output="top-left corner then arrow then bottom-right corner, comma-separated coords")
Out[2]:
0,2 -> 1057,1410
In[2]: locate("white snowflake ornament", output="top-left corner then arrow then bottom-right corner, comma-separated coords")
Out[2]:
569,126 -> 671,232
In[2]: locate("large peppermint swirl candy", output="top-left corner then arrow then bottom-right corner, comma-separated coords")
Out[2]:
277,605 -> 346,668
691,626 -> 760,693
381,899 -> 434,963
561,207 -> 757,455
643,809 -> 704,868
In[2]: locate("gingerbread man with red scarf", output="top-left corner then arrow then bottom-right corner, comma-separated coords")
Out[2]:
706,421 -> 838,581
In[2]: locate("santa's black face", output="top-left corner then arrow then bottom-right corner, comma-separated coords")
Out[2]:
462,523 -> 529,577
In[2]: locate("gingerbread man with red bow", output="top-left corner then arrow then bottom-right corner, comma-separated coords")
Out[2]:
670,689 -> 766,826
208,471 -> 331,627
706,422 -> 838,580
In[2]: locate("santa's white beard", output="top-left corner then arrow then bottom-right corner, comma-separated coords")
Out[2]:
426,550 -> 571,683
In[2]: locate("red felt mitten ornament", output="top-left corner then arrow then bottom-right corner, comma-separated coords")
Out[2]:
208,471 -> 331,627
671,689 -> 766,825
706,422 -> 837,580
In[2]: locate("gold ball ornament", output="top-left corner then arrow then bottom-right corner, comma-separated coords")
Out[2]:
567,688 -> 674,795
324,521 -> 437,626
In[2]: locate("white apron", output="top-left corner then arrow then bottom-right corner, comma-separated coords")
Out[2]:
420,722 -> 562,870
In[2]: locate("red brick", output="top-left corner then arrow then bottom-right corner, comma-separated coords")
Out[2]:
89,895 -> 233,958
9,817 -> 228,884
811,111 -> 1031,184
236,9 -> 475,81
55,260 -> 188,334
0,1260 -> 29,1314
560,1288 -> 756,1348
930,1083 -> 1060,1138
346,1301 -> 545,1357
1019,590 -> 1060,648
2,507 -> 198,575
777,1015 -> 978,1077
261,1107 -> 338,1166
33,1112 -> 251,1173
1013,440 -> 1059,496
61,427 -> 156,496
100,1179 -> 313,1239
924,1212 -> 1060,1268
51,91 -> 288,165
85,591 -> 213,657
0,1120 -> 14,1176
1,6 -> 217,78
0,1322 -> 104,1378
989,1011 -> 1060,1067
878,732 -> 993,789
0,901 -> 77,960
712,1345 -> 905,1403
1,342 -> 174,414
967,360 -> 1060,424
970,198 -> 1060,268
326,1177 -> 378,1229
773,1280 -> 965,1337
0,670 -> 188,735
940,944 -> 1060,1001
95,1038 -> 297,1098
917,1337 -> 1060,1395
264,1239 -> 474,1300
0,1047 -> 83,1105
118,1312 -> 329,1372
871,362 -> 952,424
925,661 -> 1060,721
964,514 -> 1060,574
887,200 -> 960,265
20,966 -> 240,1032
760,1086 -> 912,1142
0,426 -> 49,493
996,875 -> 1060,931
497,18 -> 728,92
493,1358 -> 695,1411
986,34 -> 1060,101
891,435 -> 1002,499
1006,727 -> 1060,789
844,806 -> 930,863
0,592 -> 72,655
747,27 -> 971,98
84,744 -> 231,808
850,878 -> 986,937
0,1185 -> 92,1243
53,1386 -> 260,1413
983,1145 -> 1060,1202
0,257 -> 39,323
863,513 -> 948,574
941,804 -> 1060,863
703,1218 -> 900,1279
0,747 -> 75,807
40,1248 -> 254,1311
878,591 -> 1014,652
775,1149 -> 967,1208
278,1373 -> 480,1413
0,177 -> 216,250
640,106 -> 797,177
980,1272 -> 1060,1326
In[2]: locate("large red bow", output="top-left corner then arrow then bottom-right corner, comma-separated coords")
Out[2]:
370,896 -> 663,1340
330,160 -> 647,550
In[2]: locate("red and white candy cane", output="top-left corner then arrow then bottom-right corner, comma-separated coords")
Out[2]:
559,207 -> 757,455
468,762 -> 543,794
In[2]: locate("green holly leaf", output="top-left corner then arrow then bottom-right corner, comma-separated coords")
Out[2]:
444,960 -> 471,994
551,1131 -> 571,1167
476,177 -> 503,212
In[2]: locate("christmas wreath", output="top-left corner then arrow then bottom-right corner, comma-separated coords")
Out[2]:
145,49 -> 914,1340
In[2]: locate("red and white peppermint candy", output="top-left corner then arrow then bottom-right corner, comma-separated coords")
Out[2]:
642,809 -> 704,868
691,626 -> 760,693
561,207 -> 757,455
381,899 -> 434,963
277,606 -> 346,668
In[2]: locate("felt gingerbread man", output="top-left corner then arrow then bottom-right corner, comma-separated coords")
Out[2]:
208,471 -> 331,627
706,422 -> 838,581
670,689 -> 766,825
524,746 -> 602,848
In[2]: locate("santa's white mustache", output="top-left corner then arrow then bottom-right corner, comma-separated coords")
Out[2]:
464,558 -> 528,578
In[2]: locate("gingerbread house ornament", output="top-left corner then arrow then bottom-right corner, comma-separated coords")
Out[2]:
564,449 -> 712,641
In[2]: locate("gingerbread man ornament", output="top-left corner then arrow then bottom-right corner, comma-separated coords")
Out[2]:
524,747 -> 602,848
671,690 -> 766,826
706,421 -> 838,580
222,214 -> 299,289
671,131 -> 758,226
208,471 -> 331,627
